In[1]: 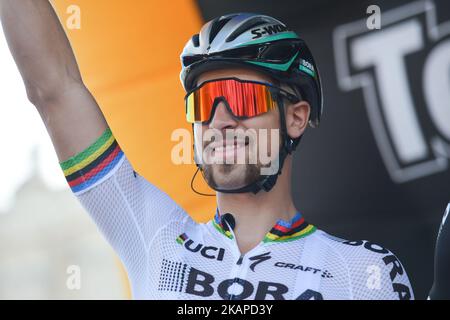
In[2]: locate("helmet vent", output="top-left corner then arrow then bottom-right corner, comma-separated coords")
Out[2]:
209,16 -> 233,44
225,17 -> 272,43
192,34 -> 200,47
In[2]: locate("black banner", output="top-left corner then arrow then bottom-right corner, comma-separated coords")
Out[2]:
196,0 -> 450,299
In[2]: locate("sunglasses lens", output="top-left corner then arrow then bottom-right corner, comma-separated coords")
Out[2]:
185,79 -> 276,123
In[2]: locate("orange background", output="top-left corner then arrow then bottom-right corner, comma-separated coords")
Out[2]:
52,0 -> 215,223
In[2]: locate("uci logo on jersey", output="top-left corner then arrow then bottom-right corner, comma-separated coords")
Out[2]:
250,24 -> 289,39
176,233 -> 225,261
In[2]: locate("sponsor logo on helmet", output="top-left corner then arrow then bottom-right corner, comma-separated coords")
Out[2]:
251,24 -> 289,39
299,59 -> 316,77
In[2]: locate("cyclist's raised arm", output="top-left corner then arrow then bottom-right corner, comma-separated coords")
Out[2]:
0,0 -> 107,161
1,1 -> 192,283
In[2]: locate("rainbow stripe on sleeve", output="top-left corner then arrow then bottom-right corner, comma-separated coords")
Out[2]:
60,128 -> 125,195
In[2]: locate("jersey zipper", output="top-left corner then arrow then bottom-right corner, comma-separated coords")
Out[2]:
224,223 -> 268,300
225,223 -> 248,300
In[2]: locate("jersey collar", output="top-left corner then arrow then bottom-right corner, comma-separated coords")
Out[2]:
212,208 -> 316,244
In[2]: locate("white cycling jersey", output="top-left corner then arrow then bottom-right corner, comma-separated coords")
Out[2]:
60,128 -> 414,300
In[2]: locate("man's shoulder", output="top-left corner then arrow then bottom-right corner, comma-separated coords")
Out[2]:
314,229 -> 397,258
312,229 -> 414,300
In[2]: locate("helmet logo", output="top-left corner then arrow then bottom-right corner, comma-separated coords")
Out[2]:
251,24 -> 289,39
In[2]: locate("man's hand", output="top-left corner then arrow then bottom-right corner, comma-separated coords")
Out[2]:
0,0 -> 108,161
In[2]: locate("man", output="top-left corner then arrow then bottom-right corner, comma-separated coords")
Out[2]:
0,1 -> 413,299
429,203 -> 450,300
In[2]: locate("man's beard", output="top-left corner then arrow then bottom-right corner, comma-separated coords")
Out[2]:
195,128 -> 282,191
201,162 -> 262,191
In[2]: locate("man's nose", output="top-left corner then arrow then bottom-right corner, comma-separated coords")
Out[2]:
209,101 -> 238,130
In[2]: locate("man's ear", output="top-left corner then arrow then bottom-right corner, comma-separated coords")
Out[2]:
285,101 -> 311,139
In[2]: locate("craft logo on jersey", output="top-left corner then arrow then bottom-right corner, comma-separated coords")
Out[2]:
333,0 -> 450,183
274,262 -> 334,278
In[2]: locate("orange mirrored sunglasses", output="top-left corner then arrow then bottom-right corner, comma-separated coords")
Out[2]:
185,78 -> 300,124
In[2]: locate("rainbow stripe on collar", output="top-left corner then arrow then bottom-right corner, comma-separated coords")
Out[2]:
263,212 -> 316,243
212,211 -> 234,240
212,210 -> 316,243
60,128 -> 124,195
